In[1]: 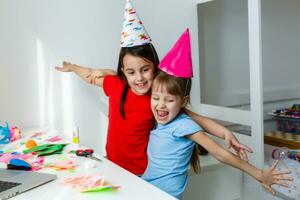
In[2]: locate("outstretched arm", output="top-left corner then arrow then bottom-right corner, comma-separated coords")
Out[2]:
188,132 -> 292,195
185,109 -> 253,161
55,61 -> 116,87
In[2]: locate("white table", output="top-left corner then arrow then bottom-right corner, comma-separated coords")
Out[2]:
0,128 -> 176,200
7,155 -> 176,200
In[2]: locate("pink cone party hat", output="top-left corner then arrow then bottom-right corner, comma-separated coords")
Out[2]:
120,0 -> 151,47
158,28 -> 193,78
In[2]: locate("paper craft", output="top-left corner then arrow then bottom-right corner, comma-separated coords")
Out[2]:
120,0 -> 151,47
0,122 -> 10,144
25,139 -> 38,149
64,174 -> 119,192
30,157 -> 45,171
45,136 -> 61,142
23,144 -> 67,156
9,126 -> 21,142
159,28 -> 193,78
45,159 -> 76,171
0,123 -> 22,144
30,132 -> 46,138
0,152 -> 33,164
7,158 -> 32,170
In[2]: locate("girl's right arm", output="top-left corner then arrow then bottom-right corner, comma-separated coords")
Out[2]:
185,109 -> 253,161
55,61 -> 116,87
187,131 -> 293,195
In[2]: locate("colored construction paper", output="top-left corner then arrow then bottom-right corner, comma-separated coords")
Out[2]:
7,158 -> 32,170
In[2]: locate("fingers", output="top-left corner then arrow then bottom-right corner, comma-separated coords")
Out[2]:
273,169 -> 292,175
89,76 -> 95,85
271,160 -> 280,170
225,140 -> 232,149
274,173 -> 293,181
236,143 -> 253,153
276,176 -> 293,181
230,138 -> 253,153
90,76 -> 97,85
56,61 -> 72,72
55,66 -> 66,72
229,144 -> 249,161
238,149 -> 249,162
263,184 -> 276,196
95,75 -> 103,79
273,180 -> 291,188
91,77 -> 96,85
63,61 -> 71,66
273,178 -> 293,188
272,173 -> 293,188
86,71 -> 103,85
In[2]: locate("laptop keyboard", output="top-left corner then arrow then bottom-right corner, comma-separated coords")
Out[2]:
0,180 -> 21,193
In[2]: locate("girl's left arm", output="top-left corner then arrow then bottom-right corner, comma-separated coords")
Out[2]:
185,109 -> 253,161
187,132 -> 292,195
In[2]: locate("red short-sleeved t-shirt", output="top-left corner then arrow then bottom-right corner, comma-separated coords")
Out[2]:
103,75 -> 154,175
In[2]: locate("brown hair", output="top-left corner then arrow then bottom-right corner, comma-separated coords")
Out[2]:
152,71 -> 200,174
117,43 -> 160,119
152,71 -> 191,100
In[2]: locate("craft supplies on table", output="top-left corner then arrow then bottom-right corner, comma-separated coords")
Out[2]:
0,122 -> 11,144
1,128 -> 177,200
74,148 -> 102,162
271,148 -> 300,162
64,174 -> 119,192
269,104 -> 300,134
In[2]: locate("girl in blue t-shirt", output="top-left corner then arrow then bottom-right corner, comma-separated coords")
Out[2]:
142,71 -> 293,199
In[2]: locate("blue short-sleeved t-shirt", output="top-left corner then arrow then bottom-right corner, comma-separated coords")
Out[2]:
142,113 -> 202,199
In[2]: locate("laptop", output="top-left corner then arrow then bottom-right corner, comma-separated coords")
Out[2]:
0,169 -> 57,200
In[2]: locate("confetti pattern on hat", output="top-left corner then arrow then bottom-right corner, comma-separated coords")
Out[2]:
120,0 -> 151,47
159,28 -> 193,78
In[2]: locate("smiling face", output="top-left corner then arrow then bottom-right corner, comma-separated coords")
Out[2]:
121,54 -> 155,95
151,83 -> 184,125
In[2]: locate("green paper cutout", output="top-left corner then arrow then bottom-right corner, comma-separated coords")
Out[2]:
82,186 -> 116,193
23,144 -> 49,154
23,144 -> 67,156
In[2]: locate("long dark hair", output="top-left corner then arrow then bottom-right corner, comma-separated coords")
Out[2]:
117,43 -> 160,119
152,71 -> 200,173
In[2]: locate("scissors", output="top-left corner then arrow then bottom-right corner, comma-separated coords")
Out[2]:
75,149 -> 102,162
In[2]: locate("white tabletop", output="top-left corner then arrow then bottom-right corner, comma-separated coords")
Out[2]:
0,128 -> 176,200
8,155 -> 176,200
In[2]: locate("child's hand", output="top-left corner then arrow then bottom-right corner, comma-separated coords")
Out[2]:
260,160 -> 293,195
55,61 -> 74,72
86,70 -> 105,85
225,132 -> 253,162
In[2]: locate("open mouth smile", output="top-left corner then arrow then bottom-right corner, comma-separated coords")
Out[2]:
156,110 -> 169,121
135,82 -> 147,89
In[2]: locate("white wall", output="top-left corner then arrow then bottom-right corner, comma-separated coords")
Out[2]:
0,0 -> 200,155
